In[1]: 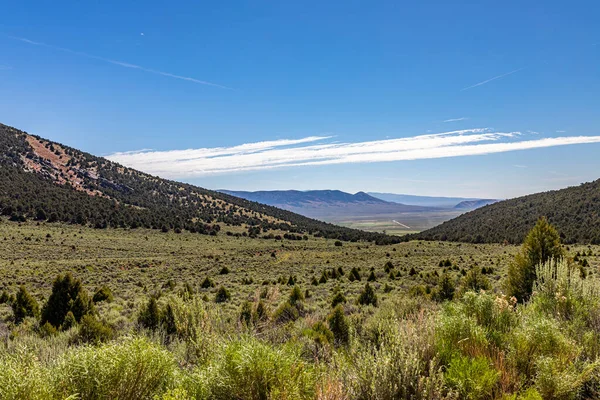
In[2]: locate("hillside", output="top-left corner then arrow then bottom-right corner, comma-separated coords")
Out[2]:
413,180 -> 600,244
0,123 -> 401,244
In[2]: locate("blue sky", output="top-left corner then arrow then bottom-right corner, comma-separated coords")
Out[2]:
1,1 -> 599,198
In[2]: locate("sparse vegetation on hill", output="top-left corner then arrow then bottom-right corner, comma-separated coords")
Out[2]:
0,123 -> 400,244
413,179 -> 600,244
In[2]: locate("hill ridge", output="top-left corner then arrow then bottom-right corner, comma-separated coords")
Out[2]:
0,123 -> 401,244
411,180 -> 600,244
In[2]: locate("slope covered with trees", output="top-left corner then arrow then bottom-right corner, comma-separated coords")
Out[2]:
0,123 -> 400,244
413,180 -> 600,244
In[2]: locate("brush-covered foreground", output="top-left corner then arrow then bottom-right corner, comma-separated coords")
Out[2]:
1,219 -> 600,399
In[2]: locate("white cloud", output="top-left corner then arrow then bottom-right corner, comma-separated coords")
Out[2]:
106,129 -> 600,178
10,36 -> 229,89
461,67 -> 525,91
443,117 -> 469,123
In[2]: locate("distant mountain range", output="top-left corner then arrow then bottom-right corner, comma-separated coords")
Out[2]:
367,192 -> 498,209
219,190 -> 497,229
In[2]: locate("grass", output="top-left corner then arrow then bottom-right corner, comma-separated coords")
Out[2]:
2,218 -> 600,399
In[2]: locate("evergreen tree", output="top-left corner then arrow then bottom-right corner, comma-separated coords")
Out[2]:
41,273 -> 94,329
12,286 -> 39,324
437,273 -> 455,301
505,217 -> 564,302
138,297 -> 160,330
327,305 -> 349,346
357,283 -> 378,307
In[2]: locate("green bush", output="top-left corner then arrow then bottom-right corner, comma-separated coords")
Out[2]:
207,337 -> 317,399
200,276 -> 215,289
273,301 -> 299,323
239,300 -> 253,326
506,217 -> 564,302
304,321 -> 334,346
331,291 -> 346,308
12,286 -> 39,324
215,286 -> 231,303
349,267 -> 361,282
437,273 -> 455,301
328,305 -> 350,346
445,355 -> 499,400
288,285 -> 304,306
54,337 -> 176,399
461,268 -> 491,293
92,285 -> 113,303
138,297 -> 161,330
41,273 -> 94,329
357,283 -> 378,307
75,314 -> 114,344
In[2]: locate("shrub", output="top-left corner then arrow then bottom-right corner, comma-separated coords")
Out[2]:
357,283 -> 378,307
92,285 -> 113,303
255,300 -> 268,322
0,289 -> 9,304
205,338 -> 317,399
239,301 -> 253,326
273,302 -> 299,323
219,266 -> 230,275
54,337 -> 176,399
437,273 -> 455,301
215,286 -> 231,303
138,297 -> 160,330
12,286 -> 39,324
349,267 -> 361,282
200,277 -> 215,289
506,217 -> 564,302
328,305 -> 350,346
461,268 -> 491,293
367,271 -> 376,282
335,240 -> 343,247
331,291 -> 347,308
62,311 -> 77,330
288,285 -> 304,306
444,355 -> 499,400
75,314 -> 113,344
319,272 -> 327,284
161,303 -> 177,335
41,273 -> 94,329
304,321 -> 334,346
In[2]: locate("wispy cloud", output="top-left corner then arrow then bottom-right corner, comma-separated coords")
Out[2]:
513,164 -> 527,168
0,64 -> 12,70
106,128 -> 600,178
9,36 -> 229,89
461,67 -> 525,91
443,117 -> 469,123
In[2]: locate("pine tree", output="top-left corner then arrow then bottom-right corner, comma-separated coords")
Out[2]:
328,305 -> 349,346
357,283 -> 378,306
505,217 -> 564,302
12,286 -> 39,324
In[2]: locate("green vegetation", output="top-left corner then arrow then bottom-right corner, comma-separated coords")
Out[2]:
0,123 -> 401,244
1,217 -> 600,398
413,180 -> 600,244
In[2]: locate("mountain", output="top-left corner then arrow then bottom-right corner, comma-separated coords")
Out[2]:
0,123 -> 402,244
453,199 -> 498,210
368,192 -> 497,208
412,180 -> 600,244
218,189 -> 438,222
219,190 -> 390,207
